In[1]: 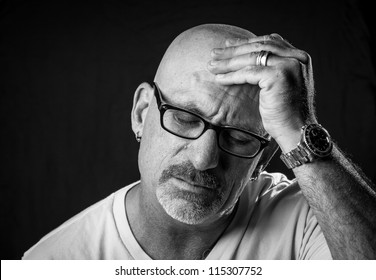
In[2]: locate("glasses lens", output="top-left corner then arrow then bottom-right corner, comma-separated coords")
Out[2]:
219,128 -> 261,157
163,109 -> 205,138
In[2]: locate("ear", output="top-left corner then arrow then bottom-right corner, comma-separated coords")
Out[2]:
251,138 -> 280,178
131,82 -> 154,137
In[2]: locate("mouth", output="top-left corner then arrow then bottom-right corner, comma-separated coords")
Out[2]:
172,177 -> 214,193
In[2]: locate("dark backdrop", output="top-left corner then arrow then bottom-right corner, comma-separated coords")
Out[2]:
1,0 -> 375,259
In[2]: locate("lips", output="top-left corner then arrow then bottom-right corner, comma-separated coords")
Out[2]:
173,176 -> 215,190
158,161 -> 220,191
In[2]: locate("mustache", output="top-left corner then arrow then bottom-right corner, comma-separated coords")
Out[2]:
159,161 -> 220,189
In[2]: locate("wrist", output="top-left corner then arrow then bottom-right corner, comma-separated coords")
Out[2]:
279,123 -> 333,169
272,121 -> 307,153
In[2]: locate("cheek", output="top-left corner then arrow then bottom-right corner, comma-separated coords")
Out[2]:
138,108 -> 184,185
223,156 -> 258,184
221,156 -> 260,206
138,109 -> 164,183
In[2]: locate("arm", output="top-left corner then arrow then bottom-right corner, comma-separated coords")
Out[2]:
207,34 -> 376,259
292,144 -> 376,259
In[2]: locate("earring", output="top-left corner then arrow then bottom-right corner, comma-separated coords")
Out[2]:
135,131 -> 142,143
250,165 -> 264,181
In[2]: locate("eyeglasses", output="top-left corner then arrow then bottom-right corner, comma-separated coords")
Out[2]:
153,82 -> 271,158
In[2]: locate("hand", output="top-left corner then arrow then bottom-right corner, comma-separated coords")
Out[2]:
207,34 -> 317,152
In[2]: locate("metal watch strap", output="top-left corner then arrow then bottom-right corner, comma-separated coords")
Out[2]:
280,142 -> 315,169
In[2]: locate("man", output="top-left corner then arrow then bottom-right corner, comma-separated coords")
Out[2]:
23,24 -> 376,260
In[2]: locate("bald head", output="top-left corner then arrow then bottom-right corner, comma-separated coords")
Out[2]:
155,24 -> 256,86
150,24 -> 265,135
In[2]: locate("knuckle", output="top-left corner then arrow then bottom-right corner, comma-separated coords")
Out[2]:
243,65 -> 254,74
221,58 -> 229,67
270,33 -> 283,40
226,46 -> 236,54
298,50 -> 311,64
264,35 -> 275,42
227,46 -> 238,55
253,42 -> 263,49
263,35 -> 272,41
222,46 -> 238,58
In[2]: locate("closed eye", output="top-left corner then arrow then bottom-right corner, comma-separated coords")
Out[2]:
172,111 -> 201,126
225,130 -> 256,145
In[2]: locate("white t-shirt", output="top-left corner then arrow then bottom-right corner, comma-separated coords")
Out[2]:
22,172 -> 332,259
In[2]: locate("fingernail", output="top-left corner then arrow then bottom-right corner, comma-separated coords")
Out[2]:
212,48 -> 224,55
216,74 -> 224,79
208,60 -> 218,66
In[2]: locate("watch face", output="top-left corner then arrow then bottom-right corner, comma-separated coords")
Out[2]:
304,124 -> 333,157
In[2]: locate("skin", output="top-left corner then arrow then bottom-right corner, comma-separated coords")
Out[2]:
129,25 -> 267,259
130,24 -> 376,259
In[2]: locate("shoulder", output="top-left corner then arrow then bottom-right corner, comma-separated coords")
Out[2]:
22,183 -> 136,259
251,171 -> 308,217
23,193 -> 115,259
245,172 -> 301,203
241,172 -> 331,259
240,171 -> 312,243
257,172 -> 301,199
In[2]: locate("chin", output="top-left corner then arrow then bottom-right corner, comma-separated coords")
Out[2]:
156,184 -> 225,225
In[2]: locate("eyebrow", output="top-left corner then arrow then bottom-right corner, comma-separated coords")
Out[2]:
158,88 -> 209,119
182,102 -> 208,118
176,101 -> 267,137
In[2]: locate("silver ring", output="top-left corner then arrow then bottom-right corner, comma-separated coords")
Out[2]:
256,50 -> 271,66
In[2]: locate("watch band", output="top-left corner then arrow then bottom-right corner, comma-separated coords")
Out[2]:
280,142 -> 315,169
280,123 -> 332,169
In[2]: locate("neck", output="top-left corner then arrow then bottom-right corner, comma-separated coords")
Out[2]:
126,183 -> 236,260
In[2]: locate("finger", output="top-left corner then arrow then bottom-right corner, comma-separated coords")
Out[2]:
208,51 -> 287,74
212,42 -> 309,65
213,58 -> 301,88
225,34 -> 293,48
267,33 -> 294,48
214,65 -> 268,86
269,33 -> 284,41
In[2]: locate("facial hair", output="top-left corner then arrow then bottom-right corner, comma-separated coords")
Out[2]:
157,161 -> 226,225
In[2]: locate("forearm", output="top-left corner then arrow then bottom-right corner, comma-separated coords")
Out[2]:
293,144 -> 376,259
208,33 -> 376,258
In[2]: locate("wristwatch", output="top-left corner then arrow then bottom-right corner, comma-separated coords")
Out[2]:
280,123 -> 333,169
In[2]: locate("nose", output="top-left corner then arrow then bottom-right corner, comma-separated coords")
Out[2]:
188,129 -> 219,171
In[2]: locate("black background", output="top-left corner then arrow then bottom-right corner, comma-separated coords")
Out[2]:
1,0 -> 375,259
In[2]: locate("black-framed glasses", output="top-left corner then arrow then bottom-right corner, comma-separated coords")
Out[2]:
153,82 -> 271,158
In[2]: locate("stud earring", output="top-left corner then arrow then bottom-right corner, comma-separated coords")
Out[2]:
135,132 -> 142,143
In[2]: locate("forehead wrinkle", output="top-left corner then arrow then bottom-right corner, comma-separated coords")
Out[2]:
202,83 -> 265,135
161,87 -> 266,136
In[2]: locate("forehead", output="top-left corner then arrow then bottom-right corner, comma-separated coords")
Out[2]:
158,70 -> 265,135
